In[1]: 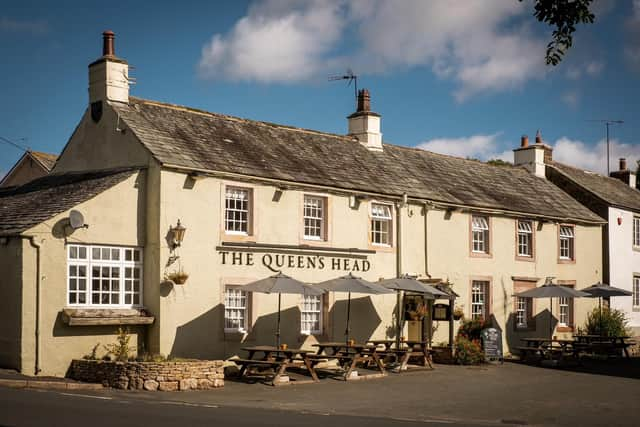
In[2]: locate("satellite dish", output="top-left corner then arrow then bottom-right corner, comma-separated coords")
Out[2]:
69,210 -> 87,229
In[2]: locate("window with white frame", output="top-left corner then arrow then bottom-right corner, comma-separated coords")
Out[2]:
225,187 -> 251,235
515,297 -> 529,328
371,203 -> 392,246
633,216 -> 640,248
67,245 -> 142,307
517,220 -> 533,257
472,216 -> 490,253
303,195 -> 325,240
633,275 -> 640,308
559,225 -> 575,260
558,296 -> 570,326
224,286 -> 248,332
471,280 -> 489,320
301,294 -> 322,335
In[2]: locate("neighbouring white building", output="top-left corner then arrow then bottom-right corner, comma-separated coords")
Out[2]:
516,135 -> 640,335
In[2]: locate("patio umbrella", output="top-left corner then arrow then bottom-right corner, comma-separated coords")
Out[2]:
581,282 -> 632,336
379,275 -> 449,346
240,272 -> 324,348
515,279 -> 589,339
317,273 -> 393,344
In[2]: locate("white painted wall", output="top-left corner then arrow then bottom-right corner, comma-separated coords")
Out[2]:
608,207 -> 640,331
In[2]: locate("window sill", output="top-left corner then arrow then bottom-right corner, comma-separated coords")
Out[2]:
470,251 -> 492,259
224,330 -> 249,342
61,308 -> 154,326
556,326 -> 573,333
557,258 -> 576,264
515,255 -> 535,262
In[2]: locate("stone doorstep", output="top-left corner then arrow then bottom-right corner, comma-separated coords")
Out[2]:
0,378 -> 104,391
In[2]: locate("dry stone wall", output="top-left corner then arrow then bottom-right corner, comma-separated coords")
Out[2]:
69,359 -> 224,391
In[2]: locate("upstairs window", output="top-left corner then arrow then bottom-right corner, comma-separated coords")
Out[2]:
517,220 -> 533,257
225,187 -> 251,235
67,245 -> 142,307
559,225 -> 575,260
471,216 -> 490,254
371,203 -> 392,246
300,294 -> 323,335
303,196 -> 325,240
633,216 -> 640,248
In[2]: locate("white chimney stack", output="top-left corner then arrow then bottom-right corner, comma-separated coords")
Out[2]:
513,130 -> 553,178
88,31 -> 129,105
610,157 -> 637,188
348,89 -> 383,151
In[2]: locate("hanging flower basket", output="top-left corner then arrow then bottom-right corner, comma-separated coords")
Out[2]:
166,271 -> 189,285
453,305 -> 464,321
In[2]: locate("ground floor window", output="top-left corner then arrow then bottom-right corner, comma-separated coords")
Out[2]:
471,280 -> 490,320
515,297 -> 528,328
558,297 -> 570,326
224,286 -> 248,332
301,294 -> 323,335
633,275 -> 640,308
67,244 -> 142,307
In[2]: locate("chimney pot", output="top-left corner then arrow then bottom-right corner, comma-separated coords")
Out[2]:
357,89 -> 371,112
102,30 -> 115,57
521,135 -> 529,148
535,129 -> 542,144
619,158 -> 627,171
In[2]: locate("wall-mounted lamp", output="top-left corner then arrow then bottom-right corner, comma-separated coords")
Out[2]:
617,217 -> 623,226
170,219 -> 187,250
272,188 -> 284,202
349,195 -> 361,209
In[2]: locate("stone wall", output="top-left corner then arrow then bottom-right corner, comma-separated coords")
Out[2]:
69,359 -> 224,391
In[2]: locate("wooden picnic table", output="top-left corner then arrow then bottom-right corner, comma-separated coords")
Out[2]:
312,342 -> 386,380
516,338 -> 582,365
573,335 -> 635,358
235,345 -> 320,385
367,339 -> 434,370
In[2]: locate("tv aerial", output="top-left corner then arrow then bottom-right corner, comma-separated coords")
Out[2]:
328,69 -> 358,103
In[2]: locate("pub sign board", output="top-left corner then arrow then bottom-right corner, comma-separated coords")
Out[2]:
432,303 -> 450,321
481,327 -> 503,363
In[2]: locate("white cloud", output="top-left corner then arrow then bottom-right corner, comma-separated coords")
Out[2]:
565,61 -> 604,80
552,138 -> 640,175
199,0 -> 547,100
0,17 -> 48,34
561,91 -> 579,108
416,133 -> 510,161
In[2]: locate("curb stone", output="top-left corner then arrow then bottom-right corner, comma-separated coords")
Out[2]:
0,378 -> 103,391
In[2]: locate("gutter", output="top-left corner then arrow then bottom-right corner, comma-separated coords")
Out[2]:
161,163 -> 605,226
28,236 -> 42,375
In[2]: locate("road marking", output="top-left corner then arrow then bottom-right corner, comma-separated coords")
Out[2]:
59,393 -> 112,400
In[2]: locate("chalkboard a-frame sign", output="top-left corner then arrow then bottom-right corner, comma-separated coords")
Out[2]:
481,327 -> 503,363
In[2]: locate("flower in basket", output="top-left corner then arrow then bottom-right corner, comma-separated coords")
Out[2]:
408,302 -> 428,320
166,269 -> 189,285
453,305 -> 464,320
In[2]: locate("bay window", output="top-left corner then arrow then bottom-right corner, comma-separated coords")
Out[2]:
67,244 -> 142,307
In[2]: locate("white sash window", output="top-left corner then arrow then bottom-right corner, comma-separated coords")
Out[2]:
472,216 -> 490,253
559,226 -> 575,260
517,220 -> 533,257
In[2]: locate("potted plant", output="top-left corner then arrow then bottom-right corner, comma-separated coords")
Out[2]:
408,302 -> 428,321
166,269 -> 189,285
453,305 -> 464,321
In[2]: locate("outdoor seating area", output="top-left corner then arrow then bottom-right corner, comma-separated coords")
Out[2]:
516,335 -> 636,366
226,272 -> 455,386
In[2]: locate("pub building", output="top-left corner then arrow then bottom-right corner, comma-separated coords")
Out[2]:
0,32 -> 604,376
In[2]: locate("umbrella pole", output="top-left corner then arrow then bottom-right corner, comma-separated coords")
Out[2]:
599,297 -> 602,337
276,293 -> 281,348
396,290 -> 402,349
345,292 -> 351,344
549,297 -> 553,340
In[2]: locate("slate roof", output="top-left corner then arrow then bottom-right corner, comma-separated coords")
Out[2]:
0,168 -> 138,236
548,161 -> 640,213
111,97 -> 603,224
30,151 -> 58,171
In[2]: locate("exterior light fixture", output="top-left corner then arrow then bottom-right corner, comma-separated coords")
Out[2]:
170,219 -> 186,249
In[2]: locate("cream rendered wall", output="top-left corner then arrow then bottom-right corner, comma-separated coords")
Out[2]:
0,238 -> 24,370
19,172 -> 146,376
424,210 -> 601,351
52,103 -> 151,174
608,207 -> 640,333
156,170 -> 399,359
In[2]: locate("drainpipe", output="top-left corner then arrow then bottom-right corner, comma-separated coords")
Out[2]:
28,236 -> 42,375
423,202 -> 431,278
395,200 -> 403,348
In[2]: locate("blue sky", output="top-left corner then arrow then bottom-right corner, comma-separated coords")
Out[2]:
1,0 -> 639,177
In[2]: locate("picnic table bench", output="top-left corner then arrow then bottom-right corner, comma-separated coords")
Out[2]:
573,335 -> 635,358
368,339 -> 435,371
233,345 -> 319,385
313,342 -> 386,380
517,338 -> 582,365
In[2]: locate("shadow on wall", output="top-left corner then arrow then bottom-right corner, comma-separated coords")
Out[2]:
329,296 -> 382,343
170,304 -> 225,360
505,309 -> 558,354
